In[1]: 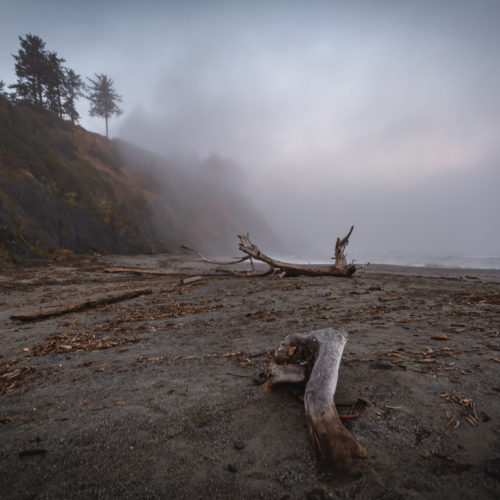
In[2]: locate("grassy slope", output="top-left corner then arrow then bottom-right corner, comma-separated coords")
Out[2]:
0,97 -> 274,264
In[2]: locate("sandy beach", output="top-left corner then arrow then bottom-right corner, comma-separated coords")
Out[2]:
0,254 -> 499,499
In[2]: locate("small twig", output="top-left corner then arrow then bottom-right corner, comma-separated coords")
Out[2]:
338,412 -> 361,420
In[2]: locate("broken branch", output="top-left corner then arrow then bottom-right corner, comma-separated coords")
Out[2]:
181,245 -> 251,265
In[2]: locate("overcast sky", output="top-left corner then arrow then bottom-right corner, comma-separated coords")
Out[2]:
2,1 -> 499,262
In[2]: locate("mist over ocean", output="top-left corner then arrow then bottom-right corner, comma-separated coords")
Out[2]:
273,253 -> 500,270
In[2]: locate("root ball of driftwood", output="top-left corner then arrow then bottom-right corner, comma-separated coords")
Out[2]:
264,328 -> 367,483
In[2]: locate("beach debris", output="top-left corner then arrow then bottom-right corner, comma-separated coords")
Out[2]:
432,334 -> 449,340
445,415 -> 460,430
378,296 -> 401,302
181,276 -> 204,285
182,227 -> 358,277
263,328 -> 367,483
227,463 -> 238,473
10,288 -> 153,322
0,364 -> 50,396
104,267 -> 172,276
440,393 -> 479,427
29,327 -> 144,356
460,291 -> 500,306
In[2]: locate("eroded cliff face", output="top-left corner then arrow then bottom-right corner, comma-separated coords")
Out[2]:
0,97 -> 276,263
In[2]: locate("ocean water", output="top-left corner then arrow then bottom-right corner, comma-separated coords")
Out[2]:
274,254 -> 500,270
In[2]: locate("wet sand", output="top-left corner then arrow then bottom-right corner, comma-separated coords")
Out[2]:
0,255 -> 499,499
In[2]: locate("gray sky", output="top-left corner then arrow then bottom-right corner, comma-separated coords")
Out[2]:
2,1 -> 499,262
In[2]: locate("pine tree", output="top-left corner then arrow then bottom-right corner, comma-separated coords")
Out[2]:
11,34 -> 47,106
86,73 -> 123,138
44,51 -> 66,116
63,69 -> 85,124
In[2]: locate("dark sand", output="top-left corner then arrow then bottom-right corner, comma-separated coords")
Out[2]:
0,255 -> 499,499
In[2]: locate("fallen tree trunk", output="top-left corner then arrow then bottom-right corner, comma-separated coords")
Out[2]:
10,288 -> 152,322
264,328 -> 367,482
183,226 -> 357,277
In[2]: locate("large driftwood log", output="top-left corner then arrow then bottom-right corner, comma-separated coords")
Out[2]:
182,227 -> 357,277
265,328 -> 367,482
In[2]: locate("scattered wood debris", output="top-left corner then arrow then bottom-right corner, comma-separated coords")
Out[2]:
28,330 -> 145,356
432,334 -> 449,340
378,296 -> 401,302
0,364 -> 50,395
441,393 -> 479,427
461,291 -> 500,306
181,276 -> 205,285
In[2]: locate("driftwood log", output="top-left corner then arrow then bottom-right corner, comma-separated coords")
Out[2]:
264,328 -> 367,482
182,226 -> 357,277
10,288 -> 152,322
104,268 -> 173,276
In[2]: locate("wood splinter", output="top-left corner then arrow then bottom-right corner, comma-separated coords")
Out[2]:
264,328 -> 367,482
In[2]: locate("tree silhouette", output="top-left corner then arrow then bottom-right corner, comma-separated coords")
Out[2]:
86,74 -> 122,138
11,34 -> 47,105
10,34 -> 85,123
63,69 -> 85,124
44,51 -> 66,116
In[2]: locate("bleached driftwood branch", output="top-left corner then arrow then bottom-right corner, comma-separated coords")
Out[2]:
264,328 -> 367,482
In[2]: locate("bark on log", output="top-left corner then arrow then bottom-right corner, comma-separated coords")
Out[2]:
10,288 -> 152,322
265,328 -> 367,482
